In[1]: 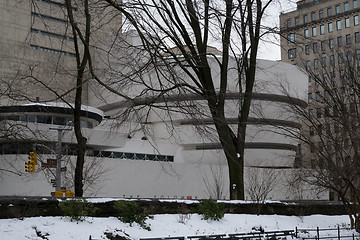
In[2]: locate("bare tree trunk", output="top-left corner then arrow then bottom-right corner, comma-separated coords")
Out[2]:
65,0 -> 91,197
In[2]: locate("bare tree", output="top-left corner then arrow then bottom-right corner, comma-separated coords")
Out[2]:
245,166 -> 279,214
101,0 -> 276,200
202,161 -> 226,200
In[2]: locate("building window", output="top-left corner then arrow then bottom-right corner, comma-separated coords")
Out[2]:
316,91 -> 321,101
347,51 -> 352,61
313,42 -> 318,53
304,14 -> 308,23
311,12 -> 316,21
309,109 -> 314,117
330,72 -> 336,82
305,45 -> 310,55
340,69 -> 345,79
354,0 -> 359,9
320,25 -> 325,35
317,108 -> 322,118
288,48 -> 297,59
345,18 -> 350,28
317,125 -> 323,135
341,87 -> 346,97
309,126 -> 314,136
357,49 -> 360,60
355,15 -> 359,26
314,59 -> 319,69
345,2 -> 349,11
350,86 -> 355,95
315,75 -> 320,87
319,10 -> 324,19
336,5 -> 341,14
324,90 -> 329,101
324,74 -> 328,83
308,77 -> 312,87
304,29 -> 309,38
339,53 -> 344,64
287,19 -> 291,27
356,32 -> 360,43
318,142 -> 323,152
337,20 -> 342,30
325,124 -> 331,135
322,57 -> 327,67
306,60 -> 311,70
330,55 -> 335,65
295,17 -> 300,26
327,7 -> 333,17
346,34 -> 351,44
328,22 -> 333,33
338,36 -> 343,47
308,93 -> 313,103
312,27 -> 317,36
320,41 -> 325,51
329,38 -> 334,49
288,33 -> 296,43
333,105 -> 339,117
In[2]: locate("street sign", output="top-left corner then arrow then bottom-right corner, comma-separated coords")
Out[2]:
42,159 -> 57,169
42,163 -> 57,168
47,159 -> 57,165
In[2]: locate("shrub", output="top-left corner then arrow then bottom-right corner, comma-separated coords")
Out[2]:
197,199 -> 224,221
59,199 -> 97,222
113,201 -> 151,230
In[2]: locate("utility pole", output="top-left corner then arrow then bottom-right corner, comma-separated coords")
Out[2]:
50,127 -> 71,191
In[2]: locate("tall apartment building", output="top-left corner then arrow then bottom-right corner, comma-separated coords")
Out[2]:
280,0 -> 360,200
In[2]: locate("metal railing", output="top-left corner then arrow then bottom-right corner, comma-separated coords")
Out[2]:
295,226 -> 360,240
90,227 -> 360,240
138,230 -> 295,240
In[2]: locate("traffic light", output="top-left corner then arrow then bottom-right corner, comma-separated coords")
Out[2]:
29,151 -> 37,165
25,151 -> 37,173
25,161 -> 34,172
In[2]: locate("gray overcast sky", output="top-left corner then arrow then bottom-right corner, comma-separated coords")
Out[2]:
258,0 -> 297,60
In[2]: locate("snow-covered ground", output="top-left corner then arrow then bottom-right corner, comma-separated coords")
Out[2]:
1,214 -> 359,240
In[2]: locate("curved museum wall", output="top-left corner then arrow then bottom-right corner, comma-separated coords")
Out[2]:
0,60 -> 326,200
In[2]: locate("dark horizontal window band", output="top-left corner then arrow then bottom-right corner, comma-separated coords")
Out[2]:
34,0 -> 77,11
247,165 -> 294,169
0,142 -> 173,162
31,28 -> 74,41
100,92 -> 307,112
31,12 -> 69,25
180,117 -> 302,129
184,142 -> 297,151
93,150 -> 174,162
30,45 -> 76,57
0,105 -> 102,123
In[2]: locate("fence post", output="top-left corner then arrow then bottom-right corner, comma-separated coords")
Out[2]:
338,226 -> 340,240
295,227 -> 298,238
89,236 -> 92,240
317,227 -> 320,240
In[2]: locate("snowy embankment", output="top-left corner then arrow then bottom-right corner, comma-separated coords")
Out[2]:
0,214 -> 357,240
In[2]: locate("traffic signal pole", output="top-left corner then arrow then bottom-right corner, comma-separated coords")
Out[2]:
50,127 -> 71,192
